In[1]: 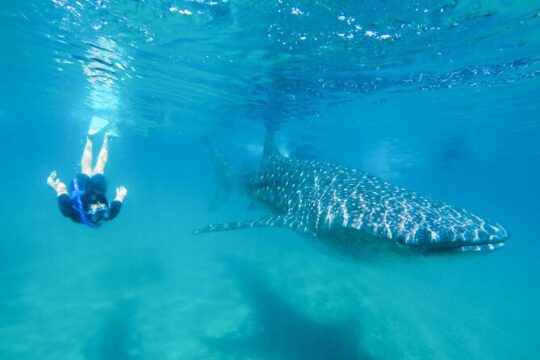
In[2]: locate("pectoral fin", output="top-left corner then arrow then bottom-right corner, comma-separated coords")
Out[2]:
193,214 -> 315,237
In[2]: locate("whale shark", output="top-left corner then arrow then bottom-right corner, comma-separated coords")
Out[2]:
195,131 -> 508,255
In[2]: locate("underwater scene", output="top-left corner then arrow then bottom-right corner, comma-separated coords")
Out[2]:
1,0 -> 539,359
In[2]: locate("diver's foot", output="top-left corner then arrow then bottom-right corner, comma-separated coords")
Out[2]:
104,129 -> 120,138
87,132 -> 98,142
87,129 -> 99,138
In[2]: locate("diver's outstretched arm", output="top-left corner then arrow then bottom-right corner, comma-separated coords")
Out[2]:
108,186 -> 128,221
47,171 -> 68,196
114,186 -> 128,202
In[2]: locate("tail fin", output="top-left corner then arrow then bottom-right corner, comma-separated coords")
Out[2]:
203,141 -> 237,211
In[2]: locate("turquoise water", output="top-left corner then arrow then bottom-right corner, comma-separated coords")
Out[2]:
1,0 -> 540,359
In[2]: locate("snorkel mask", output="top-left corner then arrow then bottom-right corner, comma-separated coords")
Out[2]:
88,202 -> 109,225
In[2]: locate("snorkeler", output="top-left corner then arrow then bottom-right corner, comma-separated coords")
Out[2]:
47,126 -> 127,227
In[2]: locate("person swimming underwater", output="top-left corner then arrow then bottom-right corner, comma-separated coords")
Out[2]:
47,124 -> 127,227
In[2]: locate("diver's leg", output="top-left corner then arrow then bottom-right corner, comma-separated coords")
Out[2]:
81,137 -> 93,176
92,135 -> 109,175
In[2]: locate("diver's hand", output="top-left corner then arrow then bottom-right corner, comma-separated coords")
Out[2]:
115,186 -> 128,202
47,171 -> 67,196
47,171 -> 59,188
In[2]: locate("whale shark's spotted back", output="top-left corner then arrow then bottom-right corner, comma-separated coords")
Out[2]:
195,136 -> 508,255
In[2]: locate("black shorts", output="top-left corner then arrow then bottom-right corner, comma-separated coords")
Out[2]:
69,174 -> 107,195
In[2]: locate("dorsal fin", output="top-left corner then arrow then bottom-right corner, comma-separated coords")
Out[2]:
262,125 -> 282,160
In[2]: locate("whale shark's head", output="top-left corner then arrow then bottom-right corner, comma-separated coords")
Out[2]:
450,223 -> 509,253
398,222 -> 509,254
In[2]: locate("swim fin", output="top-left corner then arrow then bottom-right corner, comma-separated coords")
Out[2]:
88,116 -> 109,136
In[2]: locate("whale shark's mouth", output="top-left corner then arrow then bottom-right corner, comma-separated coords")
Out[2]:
448,226 -> 509,253
451,241 -> 505,253
410,239 -> 507,254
